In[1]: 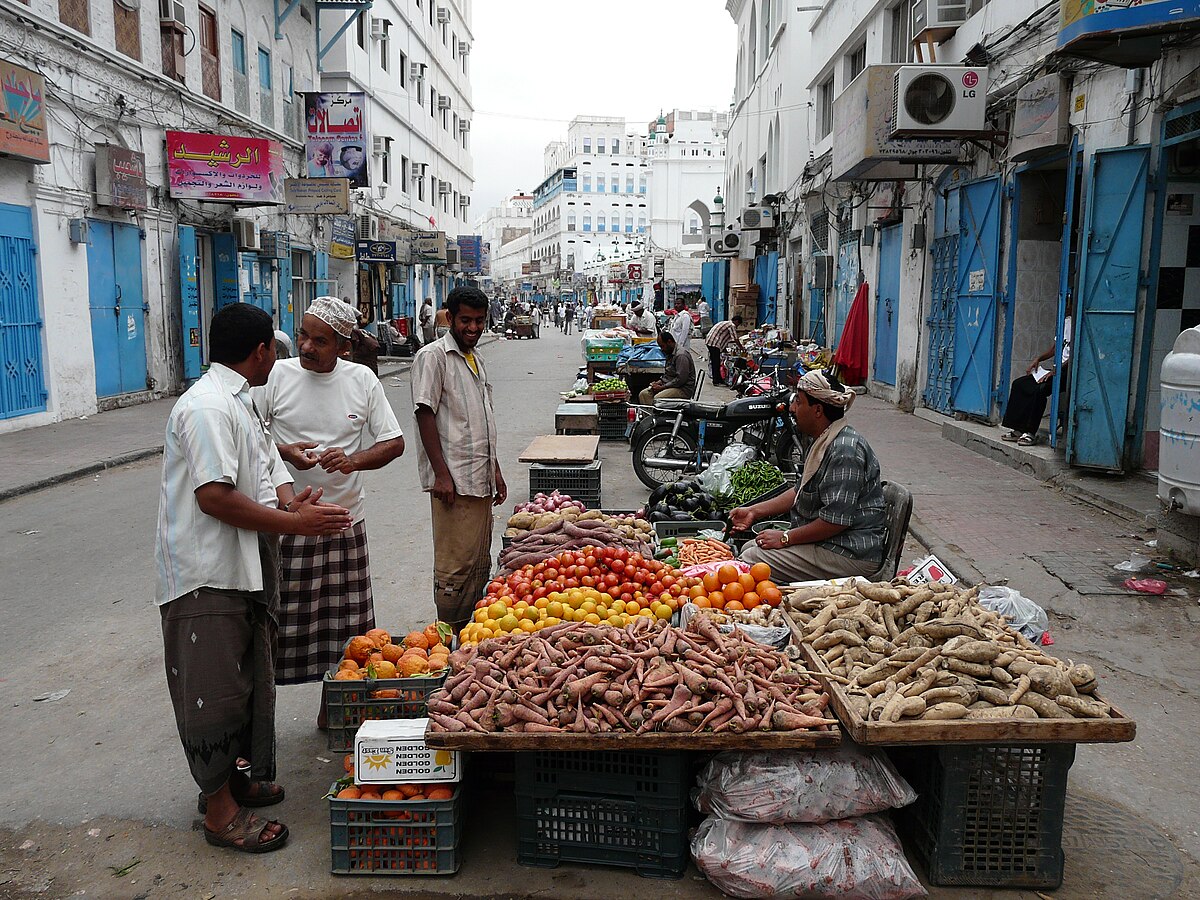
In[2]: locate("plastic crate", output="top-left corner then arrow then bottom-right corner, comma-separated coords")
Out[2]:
652,520 -> 726,541
889,743 -> 1075,889
329,782 -> 462,875
529,460 -> 601,508
519,750 -> 690,804
598,402 -> 630,441
324,671 -> 447,754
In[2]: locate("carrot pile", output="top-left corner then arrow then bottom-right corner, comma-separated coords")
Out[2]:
677,538 -> 734,567
429,615 -> 835,736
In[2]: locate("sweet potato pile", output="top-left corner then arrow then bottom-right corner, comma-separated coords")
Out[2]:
499,510 -> 654,573
787,580 -> 1113,723
428,616 -> 835,736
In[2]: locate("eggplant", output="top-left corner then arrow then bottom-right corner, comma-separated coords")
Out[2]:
672,511 -> 692,522
649,484 -> 670,504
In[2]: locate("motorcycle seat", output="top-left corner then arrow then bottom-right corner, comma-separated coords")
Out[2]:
656,399 -> 725,416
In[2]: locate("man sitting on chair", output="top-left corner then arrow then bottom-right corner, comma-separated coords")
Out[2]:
734,370 -> 886,582
638,331 -> 696,406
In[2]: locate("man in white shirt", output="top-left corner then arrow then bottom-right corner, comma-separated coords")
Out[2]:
255,297 -> 405,704
156,303 -> 351,854
697,298 -> 711,322
628,302 -> 657,337
667,297 -> 694,348
418,297 -> 435,346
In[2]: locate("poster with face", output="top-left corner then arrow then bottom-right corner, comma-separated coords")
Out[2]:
303,92 -> 369,188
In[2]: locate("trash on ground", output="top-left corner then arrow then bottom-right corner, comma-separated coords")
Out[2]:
1124,578 -> 1168,595
32,689 -> 70,702
1113,551 -> 1151,572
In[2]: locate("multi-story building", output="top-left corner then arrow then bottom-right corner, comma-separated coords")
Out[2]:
0,0 -> 319,432
477,193 -> 533,296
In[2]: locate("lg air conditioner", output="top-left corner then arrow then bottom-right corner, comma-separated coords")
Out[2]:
232,218 -> 258,251
891,66 -> 987,138
911,0 -> 969,45
742,206 -> 774,230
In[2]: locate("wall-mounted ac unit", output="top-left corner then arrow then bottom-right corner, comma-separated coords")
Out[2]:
707,231 -> 741,257
410,161 -> 424,179
369,17 -> 387,40
232,218 -> 258,251
911,0 -> 969,45
436,6 -> 450,24
372,136 -> 390,156
458,195 -> 470,207
437,94 -> 452,110
409,62 -> 425,83
742,206 -> 774,230
458,118 -> 470,133
891,66 -> 987,138
158,0 -> 184,24
445,246 -> 460,267
438,180 -> 451,195
356,214 -> 377,241
457,40 -> 470,56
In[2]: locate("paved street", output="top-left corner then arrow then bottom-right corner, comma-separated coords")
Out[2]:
0,327 -> 1196,898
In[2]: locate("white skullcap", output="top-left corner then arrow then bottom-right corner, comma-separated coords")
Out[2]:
307,296 -> 358,338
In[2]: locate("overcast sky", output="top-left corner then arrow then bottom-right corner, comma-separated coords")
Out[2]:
469,1 -> 737,219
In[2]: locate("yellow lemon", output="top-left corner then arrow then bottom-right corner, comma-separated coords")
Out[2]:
584,613 -> 602,625
487,601 -> 508,620
498,614 -> 520,632
547,601 -> 564,619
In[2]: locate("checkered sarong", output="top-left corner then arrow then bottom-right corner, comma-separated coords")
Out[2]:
275,520 -> 374,685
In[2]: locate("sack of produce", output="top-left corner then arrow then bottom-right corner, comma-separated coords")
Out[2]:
695,746 -> 915,824
691,815 -> 926,899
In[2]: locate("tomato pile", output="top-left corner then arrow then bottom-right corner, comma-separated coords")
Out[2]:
460,546 -> 712,646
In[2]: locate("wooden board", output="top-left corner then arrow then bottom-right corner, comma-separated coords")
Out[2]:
789,619 -> 1137,746
424,723 -> 840,751
519,435 -> 600,464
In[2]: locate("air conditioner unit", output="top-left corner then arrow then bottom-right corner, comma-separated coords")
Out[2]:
446,246 -> 460,266
458,195 -> 470,207
410,161 -> 424,179
437,94 -> 452,110
372,136 -> 390,156
260,230 -> 290,259
232,218 -> 258,251
457,40 -> 470,56
356,214 -> 377,241
409,62 -> 425,83
742,206 -> 775,230
369,16 -> 387,40
438,180 -> 451,195
911,0 -> 969,45
158,0 -> 184,24
891,66 -> 987,138
458,118 -> 470,133
707,231 -> 740,257
436,6 -> 450,24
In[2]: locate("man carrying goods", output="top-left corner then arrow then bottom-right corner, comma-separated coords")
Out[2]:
638,331 -> 696,405
705,315 -> 744,386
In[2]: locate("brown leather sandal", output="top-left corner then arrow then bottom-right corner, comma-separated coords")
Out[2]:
203,807 -> 289,854
197,772 -> 284,814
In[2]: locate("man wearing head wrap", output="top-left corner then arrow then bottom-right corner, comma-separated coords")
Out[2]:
628,302 -> 657,338
253,297 -> 405,722
732,369 -> 886,582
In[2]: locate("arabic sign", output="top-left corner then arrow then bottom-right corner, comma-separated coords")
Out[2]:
304,92 -> 369,189
357,240 -> 396,262
285,177 -> 350,214
95,144 -> 147,210
0,61 -> 49,164
330,216 -> 356,259
627,263 -> 643,281
456,235 -> 483,274
166,130 -> 284,203
1061,0 -> 1171,29
413,231 -> 447,263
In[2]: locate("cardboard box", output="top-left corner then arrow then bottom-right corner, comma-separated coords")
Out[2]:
354,718 -> 462,784
904,554 -> 958,586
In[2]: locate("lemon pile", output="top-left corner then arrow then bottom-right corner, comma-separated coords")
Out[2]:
458,587 -> 675,646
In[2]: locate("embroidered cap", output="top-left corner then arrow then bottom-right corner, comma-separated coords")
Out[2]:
307,296 -> 357,338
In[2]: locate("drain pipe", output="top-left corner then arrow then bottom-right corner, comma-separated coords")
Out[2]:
1126,67 -> 1145,146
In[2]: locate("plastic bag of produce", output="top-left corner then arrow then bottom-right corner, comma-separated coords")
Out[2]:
977,585 -> 1049,643
699,443 -> 758,496
691,815 -> 926,899
695,746 -> 916,824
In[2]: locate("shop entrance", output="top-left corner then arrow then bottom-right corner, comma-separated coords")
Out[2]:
87,219 -> 148,398
950,175 -> 1003,417
833,232 -> 861,343
0,203 -> 47,419
874,224 -> 902,385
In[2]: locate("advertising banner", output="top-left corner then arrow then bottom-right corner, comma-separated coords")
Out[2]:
0,61 -> 50,163
330,216 -> 356,259
456,234 -> 483,274
95,144 -> 147,210
304,92 -> 369,188
357,240 -> 396,262
1062,0 -> 1170,29
285,177 -> 350,214
166,130 -> 284,203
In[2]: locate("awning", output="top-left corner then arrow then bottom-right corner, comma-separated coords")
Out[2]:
1057,0 -> 1200,68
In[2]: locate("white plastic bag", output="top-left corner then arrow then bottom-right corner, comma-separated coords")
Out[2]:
691,815 -> 926,899
977,585 -> 1049,643
698,442 -> 758,496
695,746 -> 916,824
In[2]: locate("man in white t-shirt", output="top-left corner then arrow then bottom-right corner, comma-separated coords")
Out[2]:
255,297 -> 405,721
667,297 -> 693,348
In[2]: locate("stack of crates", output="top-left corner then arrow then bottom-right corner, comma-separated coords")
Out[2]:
323,670 -> 447,754
516,750 -> 691,878
597,401 -> 629,441
529,459 -> 602,508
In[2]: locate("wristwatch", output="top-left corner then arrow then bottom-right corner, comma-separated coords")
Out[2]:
780,531 -> 791,546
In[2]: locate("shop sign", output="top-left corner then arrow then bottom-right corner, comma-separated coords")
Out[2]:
413,230 -> 447,263
357,240 -> 397,262
521,263 -> 532,275
0,62 -> 49,164
285,177 -> 350,214
457,234 -> 483,273
303,92 -> 369,188
393,233 -> 414,264
166,130 -> 284,203
330,216 -> 356,259
95,143 -> 147,210
627,263 -> 643,281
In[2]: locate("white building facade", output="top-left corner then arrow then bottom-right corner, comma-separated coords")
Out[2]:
477,193 -> 532,296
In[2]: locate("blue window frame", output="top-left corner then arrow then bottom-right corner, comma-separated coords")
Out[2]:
231,29 -> 246,75
258,46 -> 271,91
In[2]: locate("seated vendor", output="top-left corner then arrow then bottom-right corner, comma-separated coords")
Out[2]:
638,332 -> 696,405
734,370 -> 885,582
628,302 -> 658,337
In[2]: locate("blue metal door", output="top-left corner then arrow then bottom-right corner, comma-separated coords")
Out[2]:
875,225 -> 902,385
834,234 -> 861,343
0,204 -> 47,419
212,233 -> 241,308
951,176 -> 1002,416
87,220 -> 147,397
1067,146 -> 1150,471
178,226 -> 203,382
702,260 -> 728,322
277,252 -> 293,338
242,256 -> 274,316
754,251 -> 779,325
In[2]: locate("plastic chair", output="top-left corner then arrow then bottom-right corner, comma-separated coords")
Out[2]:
869,481 -> 914,582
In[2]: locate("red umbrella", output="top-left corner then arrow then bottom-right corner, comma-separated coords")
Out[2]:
834,281 -> 870,386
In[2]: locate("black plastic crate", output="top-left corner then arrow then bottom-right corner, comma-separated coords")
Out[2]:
329,782 -> 462,875
889,743 -> 1075,889
598,401 -> 630,441
518,751 -> 690,804
324,671 -> 447,753
515,791 -> 688,879
529,460 -> 601,508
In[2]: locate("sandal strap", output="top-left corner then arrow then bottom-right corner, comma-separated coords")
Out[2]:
212,807 -> 278,849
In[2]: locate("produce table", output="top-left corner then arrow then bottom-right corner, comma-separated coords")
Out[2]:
518,435 -> 599,464
424,726 -> 840,751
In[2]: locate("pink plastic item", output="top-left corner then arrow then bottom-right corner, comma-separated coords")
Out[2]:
1124,577 -> 1168,595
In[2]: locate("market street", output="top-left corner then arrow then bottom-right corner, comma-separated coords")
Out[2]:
0,326 -> 1197,898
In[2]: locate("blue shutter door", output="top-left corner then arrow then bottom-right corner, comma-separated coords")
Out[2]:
0,203 -> 47,418
925,186 -> 961,414
87,220 -> 121,397
277,251 -> 293,338
113,223 -> 147,394
754,251 -> 779,325
211,233 -> 241,309
177,226 -> 202,382
834,235 -> 861,343
951,175 -> 1003,417
874,225 -> 902,386
1067,146 -> 1150,471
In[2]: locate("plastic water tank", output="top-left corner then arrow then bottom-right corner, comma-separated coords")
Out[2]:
1159,325 -> 1200,516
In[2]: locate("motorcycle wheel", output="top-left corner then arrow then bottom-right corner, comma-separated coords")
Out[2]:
632,427 -> 698,490
776,431 -> 807,473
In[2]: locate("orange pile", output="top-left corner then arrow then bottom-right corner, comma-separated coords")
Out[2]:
689,562 -> 782,612
337,756 -> 454,804
332,622 -> 453,681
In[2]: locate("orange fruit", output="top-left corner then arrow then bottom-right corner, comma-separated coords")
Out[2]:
702,571 -> 721,593
403,631 -> 430,651
381,789 -> 405,801
749,562 -> 772,583
725,600 -> 745,611
371,660 -> 398,679
717,564 -> 739,585
359,790 -> 382,801
708,590 -> 725,610
692,597 -> 711,608
738,572 -> 757,593
424,623 -> 444,647
400,654 -> 430,676
338,658 -> 359,671
756,580 -> 778,594
426,787 -> 453,800
398,783 -> 422,797
344,635 -> 375,665
760,587 -> 783,607
401,646 -> 428,660
742,592 -> 760,609
722,582 -> 745,602
688,584 -> 706,599
336,787 -> 361,799
370,688 -> 401,699
333,668 -> 363,681
381,643 -> 405,664
367,652 -> 383,668
364,628 -> 391,648
343,754 -> 355,773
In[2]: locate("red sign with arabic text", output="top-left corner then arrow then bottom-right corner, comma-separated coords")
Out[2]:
166,130 -> 284,204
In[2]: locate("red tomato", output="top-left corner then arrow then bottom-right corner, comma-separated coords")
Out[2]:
661,575 -> 676,588
581,575 -> 596,587
615,548 -> 630,561
610,559 -> 625,574
544,568 -> 559,581
603,573 -> 619,589
650,581 -> 664,595
584,555 -> 597,568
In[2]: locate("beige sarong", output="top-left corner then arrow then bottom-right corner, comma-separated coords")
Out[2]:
431,495 -> 493,629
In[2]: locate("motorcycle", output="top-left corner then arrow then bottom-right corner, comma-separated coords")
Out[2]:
724,355 -> 808,473
629,387 -> 805,489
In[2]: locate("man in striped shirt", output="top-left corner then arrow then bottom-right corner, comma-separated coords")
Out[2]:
704,316 -> 745,386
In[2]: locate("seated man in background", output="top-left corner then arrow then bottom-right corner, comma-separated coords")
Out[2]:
638,331 -> 696,406
734,370 -> 885,582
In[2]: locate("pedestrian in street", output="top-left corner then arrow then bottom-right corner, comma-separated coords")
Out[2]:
733,369 -> 886,582
667,297 -> 693,349
628,302 -> 657,338
419,296 -> 435,346
530,302 -> 542,338
697,297 -> 711,323
564,301 -> 575,335
638,331 -> 696,405
412,285 -> 507,633
155,302 -> 352,854
705,315 -> 745,386
347,311 -> 380,375
434,303 -> 451,339
254,297 -> 405,726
